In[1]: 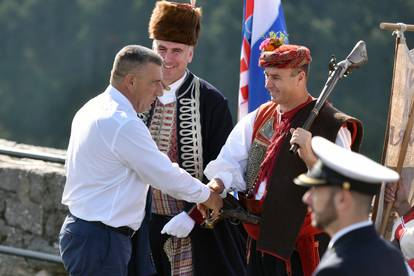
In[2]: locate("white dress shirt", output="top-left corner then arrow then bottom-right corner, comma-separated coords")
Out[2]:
157,71 -> 187,105
204,107 -> 352,198
62,85 -> 210,230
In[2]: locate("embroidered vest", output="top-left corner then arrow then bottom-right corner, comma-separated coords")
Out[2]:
255,101 -> 363,259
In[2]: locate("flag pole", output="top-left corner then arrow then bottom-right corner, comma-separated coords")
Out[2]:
376,22 -> 414,237
372,23 -> 402,225
380,22 -> 414,32
380,96 -> 414,236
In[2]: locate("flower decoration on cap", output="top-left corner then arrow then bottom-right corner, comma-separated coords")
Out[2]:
258,31 -> 311,69
259,31 -> 288,52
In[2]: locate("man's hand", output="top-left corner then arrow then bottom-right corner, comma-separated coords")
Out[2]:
290,127 -> 317,169
385,181 -> 411,216
161,211 -> 195,238
198,188 -> 223,219
208,178 -> 225,194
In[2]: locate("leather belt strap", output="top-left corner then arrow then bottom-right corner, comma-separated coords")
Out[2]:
69,213 -> 136,238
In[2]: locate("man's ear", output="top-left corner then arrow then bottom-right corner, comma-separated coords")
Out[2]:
187,46 -> 194,64
297,70 -> 306,85
124,73 -> 135,89
335,189 -> 351,211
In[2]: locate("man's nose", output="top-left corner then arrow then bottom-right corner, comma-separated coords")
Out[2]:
265,77 -> 272,89
163,51 -> 173,63
156,83 -> 164,96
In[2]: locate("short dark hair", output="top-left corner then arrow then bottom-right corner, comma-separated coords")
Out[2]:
110,45 -> 162,84
291,64 -> 310,77
351,191 -> 374,215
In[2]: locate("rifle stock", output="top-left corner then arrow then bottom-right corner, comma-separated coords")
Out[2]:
203,194 -> 261,228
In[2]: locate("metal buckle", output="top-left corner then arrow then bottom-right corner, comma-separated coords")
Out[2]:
129,230 -> 136,239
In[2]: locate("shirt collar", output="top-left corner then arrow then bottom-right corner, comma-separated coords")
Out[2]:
106,84 -> 135,113
158,71 -> 188,105
276,95 -> 313,123
328,220 -> 372,249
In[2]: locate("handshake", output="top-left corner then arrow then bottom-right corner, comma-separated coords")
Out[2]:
198,178 -> 226,219
161,178 -> 225,238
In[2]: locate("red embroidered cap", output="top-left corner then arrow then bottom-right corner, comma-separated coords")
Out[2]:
259,44 -> 312,68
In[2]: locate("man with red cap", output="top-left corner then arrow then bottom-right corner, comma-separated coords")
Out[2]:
204,34 -> 363,276
129,1 -> 246,276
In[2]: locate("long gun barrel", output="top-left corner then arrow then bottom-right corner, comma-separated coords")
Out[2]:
290,40 -> 368,153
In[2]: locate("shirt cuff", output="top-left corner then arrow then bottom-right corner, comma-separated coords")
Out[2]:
197,184 -> 211,204
213,172 -> 233,198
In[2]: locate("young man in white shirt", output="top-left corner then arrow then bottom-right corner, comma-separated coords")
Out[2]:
139,2 -> 246,276
203,39 -> 363,275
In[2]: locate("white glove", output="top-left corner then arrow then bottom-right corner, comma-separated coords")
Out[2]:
161,211 -> 195,238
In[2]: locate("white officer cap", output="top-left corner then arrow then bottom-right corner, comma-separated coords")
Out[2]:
294,136 -> 399,195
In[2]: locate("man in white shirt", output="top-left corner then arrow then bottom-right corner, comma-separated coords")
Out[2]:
295,136 -> 408,276
136,2 -> 247,276
58,45 -> 222,276
203,38 -> 363,275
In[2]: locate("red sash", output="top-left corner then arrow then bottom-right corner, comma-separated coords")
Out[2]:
243,98 -> 321,276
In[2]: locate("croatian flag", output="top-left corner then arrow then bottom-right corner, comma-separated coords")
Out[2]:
238,0 -> 288,119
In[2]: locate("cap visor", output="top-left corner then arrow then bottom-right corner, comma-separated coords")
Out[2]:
294,173 -> 326,187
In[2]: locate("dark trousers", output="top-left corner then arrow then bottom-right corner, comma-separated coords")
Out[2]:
59,214 -> 132,276
247,239 -> 303,276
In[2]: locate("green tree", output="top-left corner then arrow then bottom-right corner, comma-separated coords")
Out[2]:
0,0 -> 412,160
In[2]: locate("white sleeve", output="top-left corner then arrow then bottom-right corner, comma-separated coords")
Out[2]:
406,262 -> 414,276
204,110 -> 257,192
113,120 -> 210,204
335,126 -> 352,149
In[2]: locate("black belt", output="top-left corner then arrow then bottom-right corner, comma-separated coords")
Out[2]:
104,224 -> 136,238
69,213 -> 136,238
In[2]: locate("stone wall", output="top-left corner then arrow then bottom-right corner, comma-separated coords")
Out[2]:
0,139 -> 67,276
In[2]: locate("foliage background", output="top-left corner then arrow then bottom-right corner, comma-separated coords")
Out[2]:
0,0 -> 413,160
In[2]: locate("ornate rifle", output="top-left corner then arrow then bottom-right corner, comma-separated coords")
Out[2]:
203,194 -> 261,228
290,40 -> 368,153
